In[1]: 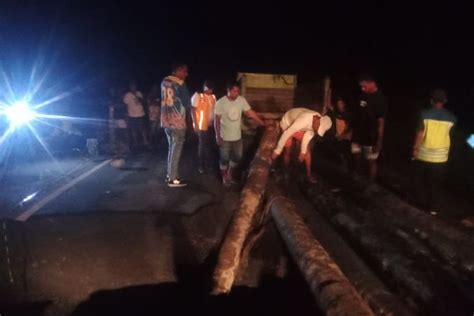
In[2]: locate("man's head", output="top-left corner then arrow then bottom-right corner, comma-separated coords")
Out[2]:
226,82 -> 241,100
431,89 -> 447,109
203,80 -> 215,95
358,74 -> 378,94
335,97 -> 346,113
129,81 -> 137,93
172,63 -> 189,81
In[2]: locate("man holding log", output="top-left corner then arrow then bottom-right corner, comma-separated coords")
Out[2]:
272,107 -> 332,183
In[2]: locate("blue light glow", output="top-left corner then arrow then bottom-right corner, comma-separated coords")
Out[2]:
467,134 -> 474,149
3,100 -> 37,127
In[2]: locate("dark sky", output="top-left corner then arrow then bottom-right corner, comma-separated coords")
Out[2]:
0,1 -> 473,125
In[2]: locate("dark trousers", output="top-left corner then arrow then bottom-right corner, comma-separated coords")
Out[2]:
414,160 -> 447,211
198,130 -> 211,168
334,139 -> 351,170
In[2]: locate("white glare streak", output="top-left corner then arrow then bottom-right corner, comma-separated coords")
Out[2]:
36,113 -> 107,124
33,88 -> 79,110
21,191 -> 39,203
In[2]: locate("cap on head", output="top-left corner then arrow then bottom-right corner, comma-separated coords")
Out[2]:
317,115 -> 332,137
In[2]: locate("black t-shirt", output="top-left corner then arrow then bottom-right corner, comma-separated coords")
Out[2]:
353,90 -> 387,145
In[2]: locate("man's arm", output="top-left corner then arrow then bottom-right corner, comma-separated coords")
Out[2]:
273,121 -> 304,158
244,109 -> 265,127
181,84 -> 192,108
190,93 -> 198,131
412,128 -> 424,159
300,131 -> 315,155
214,114 -> 223,145
375,118 -> 385,153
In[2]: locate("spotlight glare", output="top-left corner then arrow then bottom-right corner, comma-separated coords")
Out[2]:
467,134 -> 474,149
4,100 -> 37,126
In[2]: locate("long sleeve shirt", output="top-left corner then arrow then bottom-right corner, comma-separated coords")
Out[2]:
160,75 -> 192,129
274,108 -> 321,155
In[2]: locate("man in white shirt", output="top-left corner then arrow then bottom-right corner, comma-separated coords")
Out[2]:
123,81 -> 150,150
191,80 -> 217,174
272,107 -> 332,183
214,82 -> 265,185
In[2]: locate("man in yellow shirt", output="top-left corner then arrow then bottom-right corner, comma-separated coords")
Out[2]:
191,81 -> 217,173
412,89 -> 456,212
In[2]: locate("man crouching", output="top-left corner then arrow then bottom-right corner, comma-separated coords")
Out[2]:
272,108 -> 332,183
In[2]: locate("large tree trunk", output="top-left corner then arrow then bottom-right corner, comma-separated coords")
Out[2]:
304,180 -> 474,314
267,182 -> 415,316
268,194 -> 375,316
312,159 -> 474,277
211,125 -> 279,295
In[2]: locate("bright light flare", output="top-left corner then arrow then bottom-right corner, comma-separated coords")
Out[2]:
4,100 -> 37,126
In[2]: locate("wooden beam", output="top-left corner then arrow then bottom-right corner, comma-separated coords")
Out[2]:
211,124 -> 279,294
269,194 -> 375,316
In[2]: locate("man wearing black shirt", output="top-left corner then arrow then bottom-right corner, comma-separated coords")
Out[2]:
351,75 -> 387,180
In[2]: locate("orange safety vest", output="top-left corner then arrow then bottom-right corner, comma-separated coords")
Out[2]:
193,93 -> 216,131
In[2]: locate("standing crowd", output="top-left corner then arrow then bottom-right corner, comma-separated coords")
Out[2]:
109,64 -> 456,212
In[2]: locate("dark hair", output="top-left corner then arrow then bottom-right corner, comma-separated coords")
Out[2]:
358,73 -> 376,83
431,89 -> 447,103
171,62 -> 188,73
204,80 -> 215,90
334,96 -> 346,103
226,81 -> 240,90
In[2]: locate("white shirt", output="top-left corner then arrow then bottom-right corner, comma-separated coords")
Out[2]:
123,91 -> 145,118
214,96 -> 251,141
274,108 -> 321,155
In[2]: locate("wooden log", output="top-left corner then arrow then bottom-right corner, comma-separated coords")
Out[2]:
269,195 -> 375,316
268,181 -> 415,316
304,181 -> 474,313
311,158 -> 474,277
211,125 -> 279,295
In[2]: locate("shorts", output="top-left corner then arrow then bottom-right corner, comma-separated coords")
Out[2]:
351,143 -> 379,160
220,140 -> 243,169
284,131 -> 305,149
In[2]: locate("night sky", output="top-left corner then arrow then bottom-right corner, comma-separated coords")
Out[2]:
0,1 -> 473,127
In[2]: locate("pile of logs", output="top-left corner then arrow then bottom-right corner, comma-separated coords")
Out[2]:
211,125 -> 474,316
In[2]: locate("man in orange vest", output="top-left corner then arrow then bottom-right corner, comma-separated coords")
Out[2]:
191,80 -> 217,173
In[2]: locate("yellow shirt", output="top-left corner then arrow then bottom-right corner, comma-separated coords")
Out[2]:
416,108 -> 456,163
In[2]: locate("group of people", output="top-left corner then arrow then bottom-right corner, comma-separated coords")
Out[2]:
161,63 -> 267,187
109,63 -> 266,187
272,74 -> 456,213
110,64 -> 457,211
